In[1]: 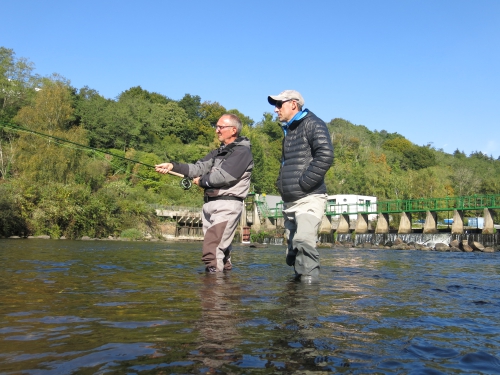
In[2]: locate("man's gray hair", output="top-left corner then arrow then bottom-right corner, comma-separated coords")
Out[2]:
223,113 -> 242,135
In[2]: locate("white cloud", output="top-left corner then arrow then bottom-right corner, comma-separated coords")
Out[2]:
484,140 -> 499,156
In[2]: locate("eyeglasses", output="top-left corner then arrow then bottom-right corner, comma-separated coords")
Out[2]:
275,99 -> 292,109
215,125 -> 235,130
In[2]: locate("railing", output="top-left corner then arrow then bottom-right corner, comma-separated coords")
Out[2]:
268,202 -> 284,219
255,198 -> 271,219
254,194 -> 500,219
152,194 -> 500,220
376,194 -> 500,214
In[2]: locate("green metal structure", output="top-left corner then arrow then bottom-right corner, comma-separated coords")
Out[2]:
376,194 -> 500,214
254,194 -> 500,219
254,195 -> 283,222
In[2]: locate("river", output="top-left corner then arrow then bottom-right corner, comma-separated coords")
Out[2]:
1,239 -> 499,374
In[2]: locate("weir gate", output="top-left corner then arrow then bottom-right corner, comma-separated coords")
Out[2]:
253,194 -> 500,236
154,194 -> 500,244
154,206 -> 203,238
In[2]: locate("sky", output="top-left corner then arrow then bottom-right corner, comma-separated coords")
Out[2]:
2,0 -> 499,157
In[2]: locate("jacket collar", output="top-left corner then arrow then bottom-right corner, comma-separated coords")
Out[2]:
287,109 -> 308,126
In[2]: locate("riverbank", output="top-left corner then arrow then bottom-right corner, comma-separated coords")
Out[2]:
4,234 -> 204,242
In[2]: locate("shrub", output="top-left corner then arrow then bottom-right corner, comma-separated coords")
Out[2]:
250,229 -> 273,243
120,228 -> 144,240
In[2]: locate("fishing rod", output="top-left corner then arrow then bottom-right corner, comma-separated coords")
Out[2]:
0,121 -> 193,190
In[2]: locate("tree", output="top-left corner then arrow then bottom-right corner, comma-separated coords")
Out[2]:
382,138 -> 436,170
0,125 -> 16,179
149,101 -> 193,144
178,93 -> 201,121
403,145 -> 436,170
480,177 -> 500,195
118,86 -> 171,105
258,112 -> 282,141
12,77 -> 87,184
227,109 -> 254,128
359,152 -> 391,198
453,149 -> 466,159
249,113 -> 283,194
198,101 -> 227,128
469,151 -> 492,161
0,47 -> 40,123
382,137 -> 413,154
388,171 -> 410,200
412,166 -> 451,198
333,133 -> 361,165
74,87 -> 113,148
452,166 -> 481,196
248,131 -> 280,195
0,182 -> 28,236
14,75 -> 73,133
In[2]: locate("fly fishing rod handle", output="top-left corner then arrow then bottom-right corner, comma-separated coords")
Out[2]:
167,171 -> 185,178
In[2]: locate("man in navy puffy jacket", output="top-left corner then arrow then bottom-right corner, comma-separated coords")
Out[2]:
268,90 -> 334,282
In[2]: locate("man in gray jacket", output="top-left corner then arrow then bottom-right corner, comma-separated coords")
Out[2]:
155,114 -> 253,273
268,90 -> 334,282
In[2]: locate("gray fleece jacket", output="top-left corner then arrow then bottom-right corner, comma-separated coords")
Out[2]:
171,136 -> 253,199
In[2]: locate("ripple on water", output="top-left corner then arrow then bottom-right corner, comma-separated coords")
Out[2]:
24,343 -> 161,374
406,338 -> 460,360
1,240 -> 499,374
100,320 -> 178,329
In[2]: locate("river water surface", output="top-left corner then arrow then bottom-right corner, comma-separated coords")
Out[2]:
1,239 -> 499,374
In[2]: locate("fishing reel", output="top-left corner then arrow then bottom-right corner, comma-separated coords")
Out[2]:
180,177 -> 192,190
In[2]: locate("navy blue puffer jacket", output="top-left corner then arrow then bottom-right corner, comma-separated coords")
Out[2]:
277,111 -> 334,203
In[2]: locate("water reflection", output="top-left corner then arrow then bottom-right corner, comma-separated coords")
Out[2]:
277,281 -> 327,372
190,273 -> 241,371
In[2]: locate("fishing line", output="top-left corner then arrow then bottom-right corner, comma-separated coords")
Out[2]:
0,121 -> 193,189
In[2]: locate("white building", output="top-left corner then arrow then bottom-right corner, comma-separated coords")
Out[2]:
327,194 -> 378,220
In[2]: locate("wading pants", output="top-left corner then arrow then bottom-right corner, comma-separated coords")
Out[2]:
283,194 -> 328,276
201,199 -> 243,272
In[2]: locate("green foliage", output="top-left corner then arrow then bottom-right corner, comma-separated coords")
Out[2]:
0,127 -> 16,179
249,113 -> 283,194
75,88 -> 200,152
403,145 -> 437,170
3,46 -> 500,240
74,87 -> 114,148
227,109 -> 254,128
480,177 -> 500,195
0,182 -> 29,237
382,137 -> 413,154
120,228 -> 144,240
259,112 -> 282,141
118,86 -> 172,105
178,94 -> 201,121
250,229 -> 272,243
453,149 -> 466,159
11,79 -> 89,184
382,138 -> 437,171
198,101 -> 227,128
0,47 -> 40,123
